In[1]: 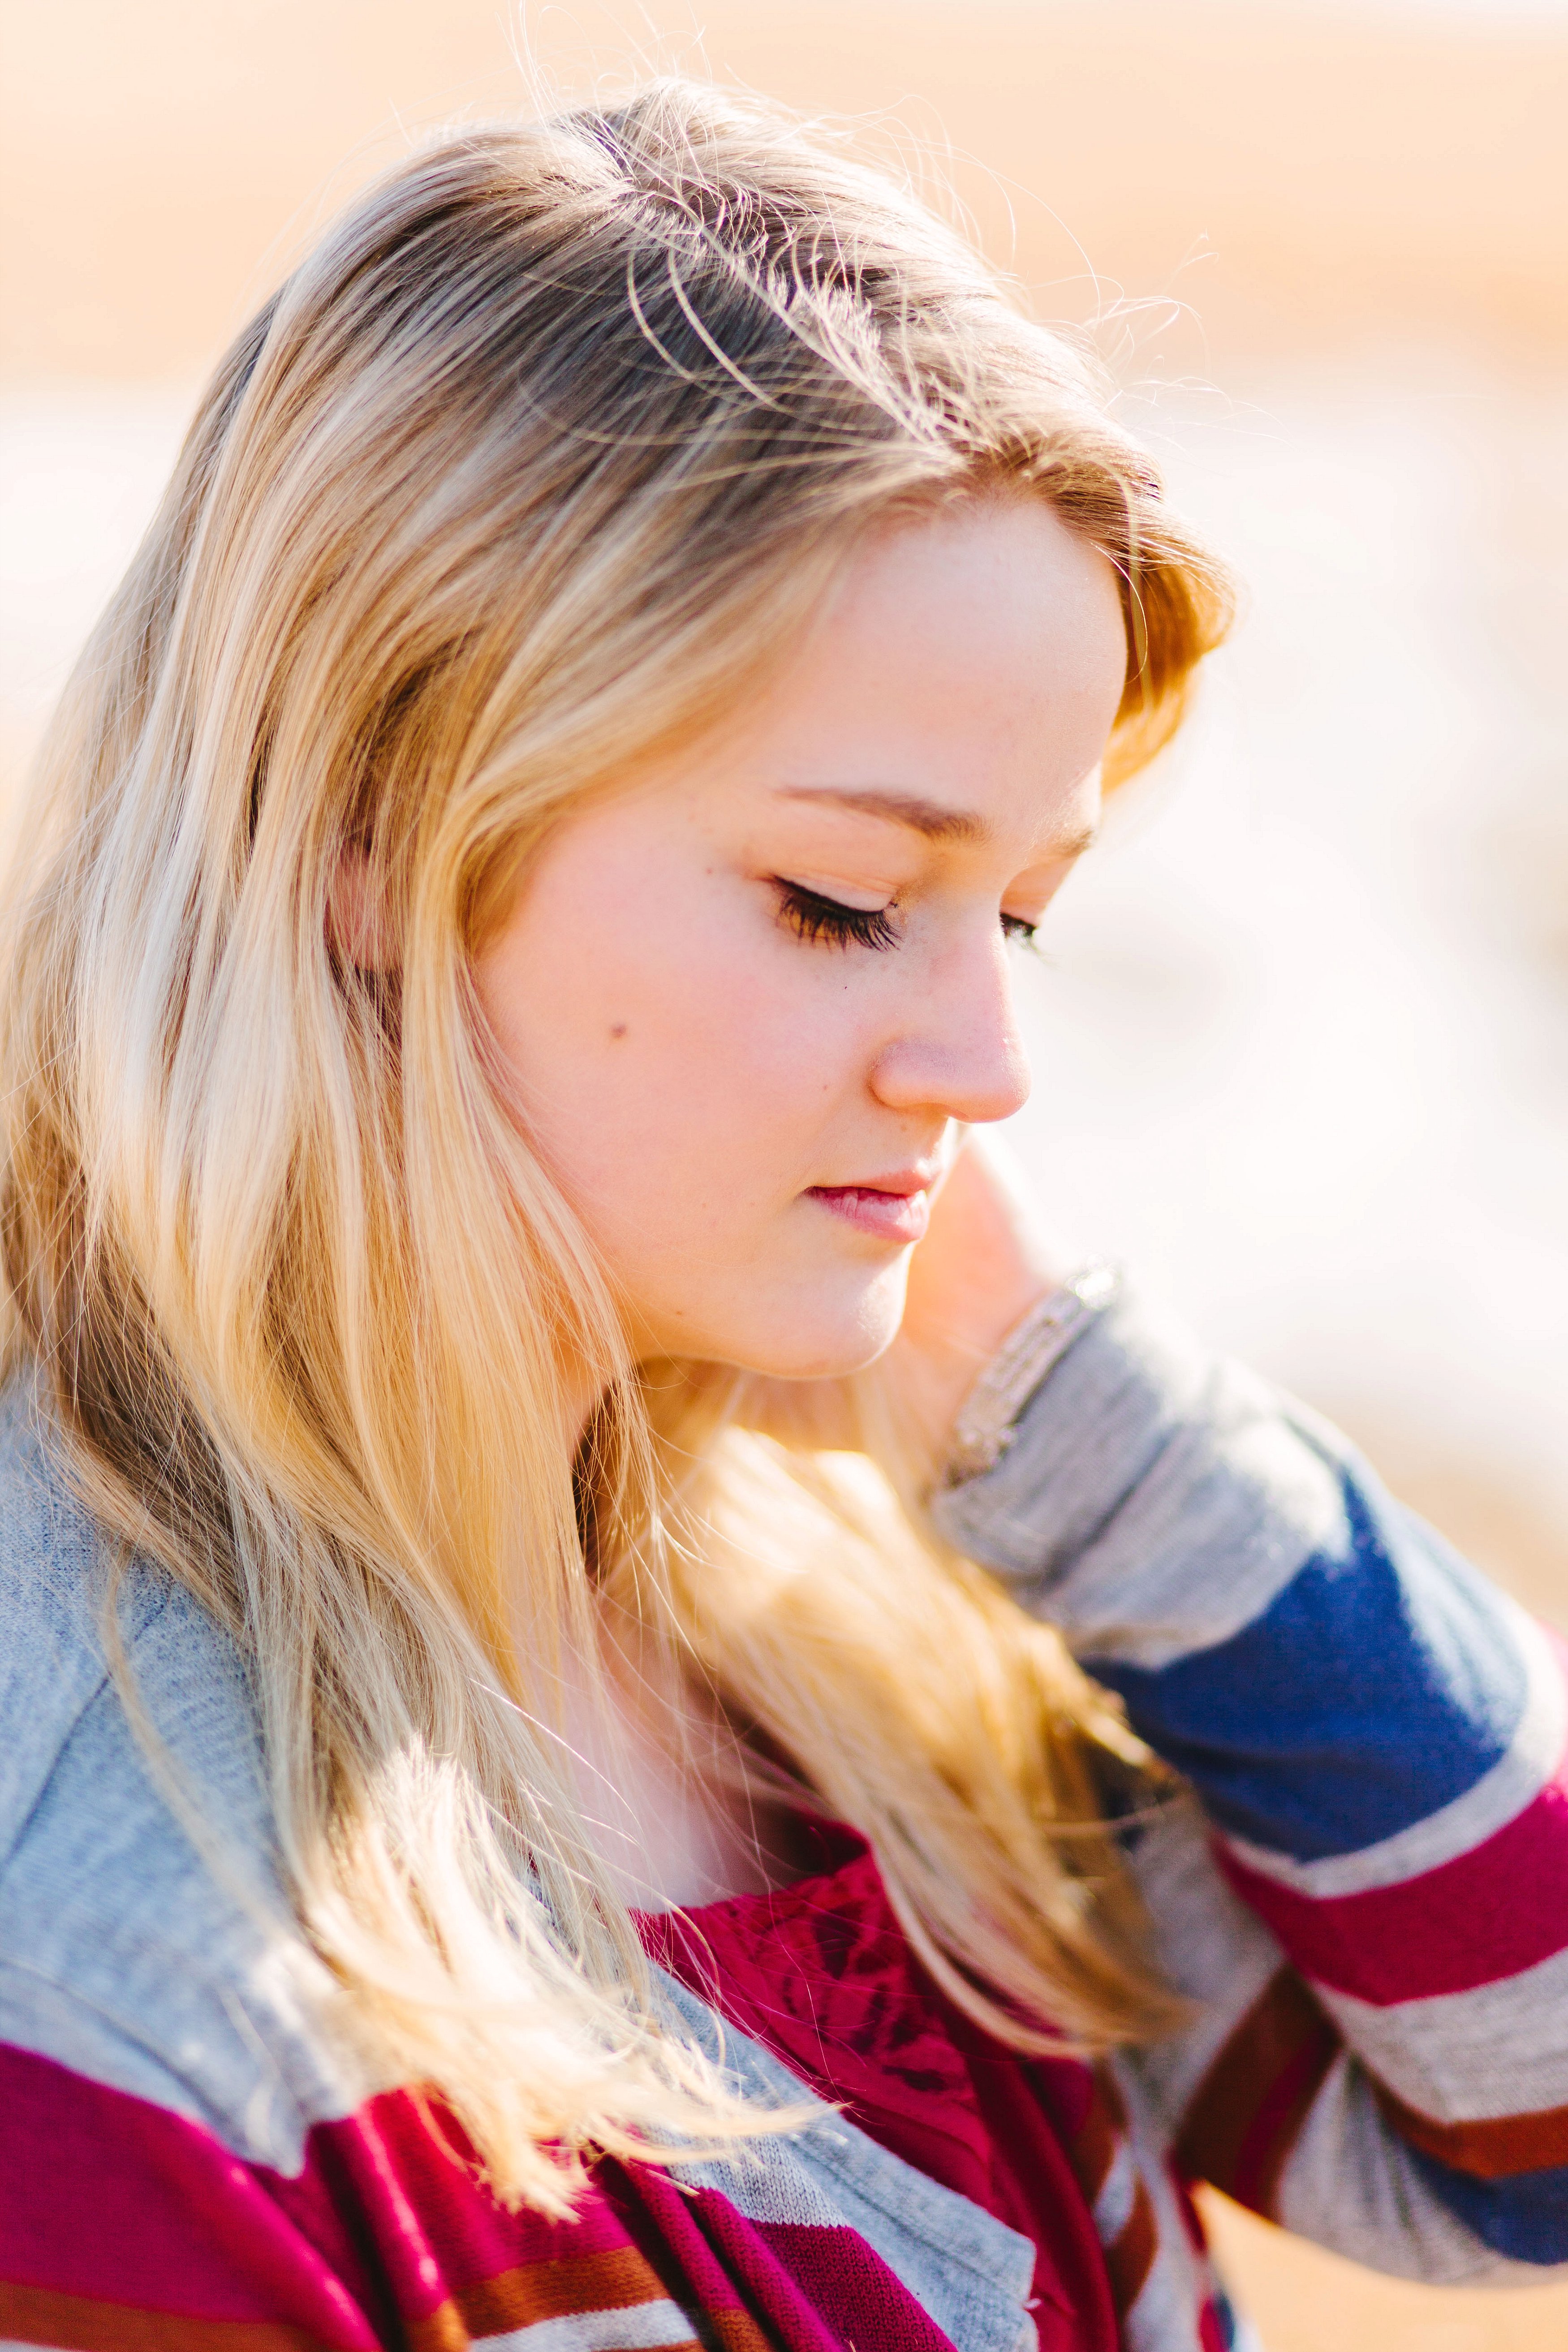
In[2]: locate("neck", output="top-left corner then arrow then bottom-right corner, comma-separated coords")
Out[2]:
560,1631 -> 802,1911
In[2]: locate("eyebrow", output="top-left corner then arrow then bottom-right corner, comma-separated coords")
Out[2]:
774,784 -> 1098,862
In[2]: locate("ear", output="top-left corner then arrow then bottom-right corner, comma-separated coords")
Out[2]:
327,846 -> 400,974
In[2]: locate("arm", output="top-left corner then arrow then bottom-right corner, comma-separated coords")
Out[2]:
0,2029 -> 384,2349
930,1282 -> 1568,2285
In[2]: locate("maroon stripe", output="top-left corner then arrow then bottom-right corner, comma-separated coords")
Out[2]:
1229,2027 -> 1338,2215
1103,2176 -> 1158,2314
705,2322 -> 776,2352
0,2281 -> 338,2352
1374,2087 -> 1568,2180
1216,1775 -> 1568,2005
437,2245 -> 679,2338
1175,1969 -> 1340,2216
1064,2069 -> 1124,2206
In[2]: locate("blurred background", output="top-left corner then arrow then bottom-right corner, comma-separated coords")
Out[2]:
3,3 -> 1566,2343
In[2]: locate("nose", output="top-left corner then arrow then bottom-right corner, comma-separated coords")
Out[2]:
868,926 -> 1032,1127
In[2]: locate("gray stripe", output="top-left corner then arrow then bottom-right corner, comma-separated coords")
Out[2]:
1316,1943 -> 1568,2118
1279,2055 -> 1568,2289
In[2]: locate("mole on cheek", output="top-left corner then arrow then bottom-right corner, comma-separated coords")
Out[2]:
610,1024 -> 628,1040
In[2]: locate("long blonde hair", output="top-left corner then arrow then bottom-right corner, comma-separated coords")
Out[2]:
0,81 -> 1230,2207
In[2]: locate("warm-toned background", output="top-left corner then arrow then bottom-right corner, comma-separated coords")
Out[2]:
4,4 -> 1568,2344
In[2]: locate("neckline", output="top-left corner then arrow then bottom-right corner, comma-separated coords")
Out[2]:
631,1813 -> 873,1932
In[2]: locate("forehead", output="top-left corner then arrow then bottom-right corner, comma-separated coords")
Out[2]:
785,497 -> 1118,727
683,498 -> 1125,855
823,494 -> 1126,667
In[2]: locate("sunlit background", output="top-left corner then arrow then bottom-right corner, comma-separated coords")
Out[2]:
4,5 -> 1567,2344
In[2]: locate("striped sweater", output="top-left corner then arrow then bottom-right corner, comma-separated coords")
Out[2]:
2,1285 -> 1566,2349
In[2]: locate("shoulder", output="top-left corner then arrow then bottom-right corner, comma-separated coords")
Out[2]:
0,1374 -> 229,1869
0,1374 -> 368,2171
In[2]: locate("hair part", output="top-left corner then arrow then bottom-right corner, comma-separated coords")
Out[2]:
0,77 -> 1228,2205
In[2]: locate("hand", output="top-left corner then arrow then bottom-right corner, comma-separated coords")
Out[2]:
729,1131 -> 1073,1486
879,1129 -> 1074,1480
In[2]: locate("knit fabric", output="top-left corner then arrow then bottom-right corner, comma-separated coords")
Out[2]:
4,1288 -> 1568,2349
642,1819 -> 1125,2352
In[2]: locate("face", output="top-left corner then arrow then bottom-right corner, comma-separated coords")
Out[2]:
473,497 -> 1127,1382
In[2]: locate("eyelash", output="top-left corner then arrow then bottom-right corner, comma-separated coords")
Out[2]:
776,883 -> 900,951
775,882 -> 1038,953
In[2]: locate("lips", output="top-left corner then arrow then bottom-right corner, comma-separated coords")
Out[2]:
805,1175 -> 933,1245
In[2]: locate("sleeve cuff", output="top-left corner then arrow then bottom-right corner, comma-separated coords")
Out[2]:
927,1287 -> 1353,1666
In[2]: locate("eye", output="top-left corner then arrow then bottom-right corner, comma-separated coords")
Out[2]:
1000,913 -> 1039,948
775,881 -> 900,952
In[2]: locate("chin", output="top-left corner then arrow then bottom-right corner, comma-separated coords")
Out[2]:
725,1264 -> 909,1383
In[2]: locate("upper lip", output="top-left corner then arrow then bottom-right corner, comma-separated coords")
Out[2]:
814,1165 -> 942,1198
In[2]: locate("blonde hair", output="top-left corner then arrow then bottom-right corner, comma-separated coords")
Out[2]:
0,81 -> 1230,2207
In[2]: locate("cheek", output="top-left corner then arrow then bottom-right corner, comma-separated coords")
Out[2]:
474,839 -> 861,1219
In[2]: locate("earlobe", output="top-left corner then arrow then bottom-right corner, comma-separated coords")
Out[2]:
327,846 -> 400,974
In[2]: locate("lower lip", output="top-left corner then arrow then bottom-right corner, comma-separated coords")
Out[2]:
806,1186 -> 930,1245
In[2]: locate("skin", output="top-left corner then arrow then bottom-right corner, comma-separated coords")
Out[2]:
474,496 -> 1127,1447
340,495 -> 1129,1905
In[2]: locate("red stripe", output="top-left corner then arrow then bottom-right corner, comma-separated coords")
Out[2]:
0,2044 -> 375,2343
1217,1766 -> 1568,2004
1197,2299 -> 1232,2352
0,2043 -> 655,2344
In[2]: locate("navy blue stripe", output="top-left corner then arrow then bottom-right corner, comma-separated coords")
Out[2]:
1083,1473 -> 1528,1860
1409,2145 -> 1568,2266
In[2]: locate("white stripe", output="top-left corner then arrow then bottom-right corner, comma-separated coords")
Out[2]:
1112,2070 -> 1213,2352
1316,1940 -> 1568,2120
1122,2242 -> 1207,2352
1277,2052 -> 1568,2287
473,2301 -> 700,2352
1221,1601 -> 1566,1899
1092,2126 -> 1141,2245
1121,2226 -> 1210,2352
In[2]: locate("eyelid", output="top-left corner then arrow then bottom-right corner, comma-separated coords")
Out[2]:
771,869 -> 896,913
772,878 -> 900,952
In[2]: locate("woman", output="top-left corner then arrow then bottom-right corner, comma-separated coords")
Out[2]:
1,80 -> 1564,2352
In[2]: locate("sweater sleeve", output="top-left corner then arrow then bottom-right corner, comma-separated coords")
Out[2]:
930,1287 -> 1568,2285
